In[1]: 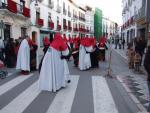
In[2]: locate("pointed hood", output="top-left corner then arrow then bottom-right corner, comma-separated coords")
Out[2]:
43,37 -> 50,46
63,34 -> 68,43
51,33 -> 67,51
80,37 -> 92,47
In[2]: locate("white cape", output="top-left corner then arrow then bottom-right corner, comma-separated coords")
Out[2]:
16,39 -> 30,71
78,45 -> 91,70
39,47 -> 70,92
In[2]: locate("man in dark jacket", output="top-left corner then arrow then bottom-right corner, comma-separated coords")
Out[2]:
144,46 -> 150,82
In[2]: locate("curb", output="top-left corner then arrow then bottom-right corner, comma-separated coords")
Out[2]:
116,76 -> 148,113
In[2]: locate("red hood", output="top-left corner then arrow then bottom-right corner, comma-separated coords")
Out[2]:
43,37 -> 50,46
63,34 -> 68,43
99,36 -> 107,44
27,38 -> 36,47
80,38 -> 92,47
51,33 -> 67,51
90,38 -> 96,46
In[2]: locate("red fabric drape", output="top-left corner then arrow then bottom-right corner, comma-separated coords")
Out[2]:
7,0 -> 17,13
23,7 -> 30,17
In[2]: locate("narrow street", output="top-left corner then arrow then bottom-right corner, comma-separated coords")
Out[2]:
0,48 -> 149,113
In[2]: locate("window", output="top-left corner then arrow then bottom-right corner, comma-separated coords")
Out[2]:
48,0 -> 51,5
36,11 -> 40,20
4,24 -> 11,40
48,13 -> 52,22
63,2 -> 66,14
57,0 -> 59,6
63,19 -> 66,28
21,27 -> 27,38
68,5 -> 70,12
57,17 -> 59,26
68,21 -> 71,27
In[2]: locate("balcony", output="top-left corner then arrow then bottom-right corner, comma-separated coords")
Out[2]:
73,15 -> 78,19
63,9 -> 67,15
63,25 -> 67,30
57,6 -> 61,13
48,1 -> 54,9
68,11 -> 71,17
73,28 -> 78,32
49,21 -> 54,29
79,17 -> 86,22
57,25 -> 61,30
36,18 -> 44,26
7,0 -> 17,13
23,7 -> 30,17
0,0 -> 30,18
68,26 -> 72,31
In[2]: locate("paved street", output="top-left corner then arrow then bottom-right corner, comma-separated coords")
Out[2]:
0,48 -> 149,113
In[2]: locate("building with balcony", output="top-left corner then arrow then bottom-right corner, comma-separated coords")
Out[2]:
30,0 -> 94,48
102,17 -> 117,39
85,6 -> 94,37
121,0 -> 147,43
29,0 -> 94,68
0,0 -> 31,40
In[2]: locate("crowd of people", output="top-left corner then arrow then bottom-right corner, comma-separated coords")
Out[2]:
40,33 -> 108,92
0,33 -> 108,92
0,37 -> 22,68
38,33 -> 108,92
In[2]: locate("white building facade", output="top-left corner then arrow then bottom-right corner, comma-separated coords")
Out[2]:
0,0 -> 31,40
0,0 -> 94,68
102,17 -> 117,39
122,0 -> 147,43
30,0 -> 94,47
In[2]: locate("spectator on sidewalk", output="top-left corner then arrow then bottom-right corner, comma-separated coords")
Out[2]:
119,39 -> 122,49
122,38 -> 125,49
135,37 -> 146,65
127,46 -> 135,69
5,38 -> 16,68
144,46 -> 150,82
0,37 -> 5,63
115,35 -> 119,49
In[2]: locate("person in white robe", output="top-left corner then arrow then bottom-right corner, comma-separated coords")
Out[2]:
78,38 -> 92,70
39,33 -> 70,92
16,37 -> 30,74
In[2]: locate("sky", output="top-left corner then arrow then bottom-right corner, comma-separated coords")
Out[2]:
76,0 -> 123,25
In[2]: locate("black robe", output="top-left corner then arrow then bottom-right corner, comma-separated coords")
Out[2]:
5,41 -> 16,68
90,46 -> 99,68
30,44 -> 38,71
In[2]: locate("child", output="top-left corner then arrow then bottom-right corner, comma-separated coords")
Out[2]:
127,47 -> 135,69
134,53 -> 141,72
